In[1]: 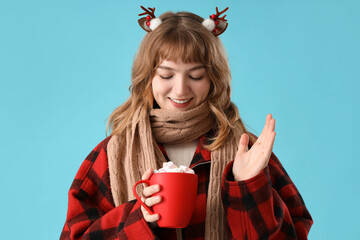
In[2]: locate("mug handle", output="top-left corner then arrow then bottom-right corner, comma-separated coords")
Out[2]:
133,180 -> 155,215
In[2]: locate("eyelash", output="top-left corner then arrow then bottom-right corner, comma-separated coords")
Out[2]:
160,75 -> 203,80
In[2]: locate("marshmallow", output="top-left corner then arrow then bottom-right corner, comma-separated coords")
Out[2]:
153,161 -> 195,174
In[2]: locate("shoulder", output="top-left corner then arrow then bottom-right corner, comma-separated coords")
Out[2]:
82,135 -> 112,164
92,135 -> 112,154
72,136 -> 112,185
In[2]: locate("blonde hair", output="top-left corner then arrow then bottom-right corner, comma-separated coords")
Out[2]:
106,11 -> 256,150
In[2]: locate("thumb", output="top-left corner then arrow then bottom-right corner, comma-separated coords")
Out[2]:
142,168 -> 153,181
141,168 -> 153,189
237,133 -> 249,154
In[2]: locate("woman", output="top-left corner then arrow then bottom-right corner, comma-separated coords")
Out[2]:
60,6 -> 313,240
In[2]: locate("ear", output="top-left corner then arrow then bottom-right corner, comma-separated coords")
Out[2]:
138,17 -> 151,32
204,7 -> 229,37
213,20 -> 228,36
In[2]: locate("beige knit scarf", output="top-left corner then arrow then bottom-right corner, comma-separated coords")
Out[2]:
107,101 -> 238,239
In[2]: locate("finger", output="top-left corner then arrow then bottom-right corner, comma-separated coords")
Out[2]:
265,131 -> 276,157
266,118 -> 276,142
141,205 -> 160,223
259,114 -> 272,142
237,133 -> 249,154
144,195 -> 162,207
265,114 -> 273,139
141,168 -> 153,189
264,118 -> 275,153
145,213 -> 160,223
271,117 -> 275,131
142,168 -> 153,181
142,184 -> 161,198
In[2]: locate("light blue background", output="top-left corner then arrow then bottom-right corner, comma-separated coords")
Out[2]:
0,0 -> 359,239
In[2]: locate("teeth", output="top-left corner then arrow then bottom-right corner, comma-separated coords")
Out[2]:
170,98 -> 191,104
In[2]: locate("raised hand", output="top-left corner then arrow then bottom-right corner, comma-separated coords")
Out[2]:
232,114 -> 276,181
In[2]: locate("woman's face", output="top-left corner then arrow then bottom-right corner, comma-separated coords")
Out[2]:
152,60 -> 211,111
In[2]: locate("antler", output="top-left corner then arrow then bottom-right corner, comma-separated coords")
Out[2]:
215,7 -> 229,22
138,6 -> 156,18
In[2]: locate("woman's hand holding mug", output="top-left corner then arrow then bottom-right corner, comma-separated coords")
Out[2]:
134,167 -> 198,228
140,168 -> 162,224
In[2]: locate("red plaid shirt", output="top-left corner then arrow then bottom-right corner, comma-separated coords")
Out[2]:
60,135 -> 312,239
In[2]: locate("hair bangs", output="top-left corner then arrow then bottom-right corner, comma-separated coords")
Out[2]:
155,29 -> 207,65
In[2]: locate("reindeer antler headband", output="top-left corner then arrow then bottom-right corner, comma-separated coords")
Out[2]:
138,6 -> 229,36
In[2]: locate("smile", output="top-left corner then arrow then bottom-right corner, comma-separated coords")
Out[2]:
169,98 -> 192,104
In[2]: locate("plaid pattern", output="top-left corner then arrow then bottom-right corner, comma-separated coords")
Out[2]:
222,153 -> 313,239
61,135 -> 312,239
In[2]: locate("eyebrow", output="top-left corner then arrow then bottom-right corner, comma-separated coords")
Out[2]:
157,65 -> 205,72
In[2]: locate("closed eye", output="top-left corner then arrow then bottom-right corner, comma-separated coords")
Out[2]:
160,75 -> 173,80
159,75 -> 203,80
190,76 -> 203,80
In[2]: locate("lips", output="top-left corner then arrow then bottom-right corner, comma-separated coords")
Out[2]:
169,97 -> 192,104
168,97 -> 193,108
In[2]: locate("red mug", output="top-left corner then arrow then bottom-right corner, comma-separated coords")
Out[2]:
133,172 -> 198,228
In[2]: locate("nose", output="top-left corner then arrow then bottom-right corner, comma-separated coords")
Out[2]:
173,75 -> 189,97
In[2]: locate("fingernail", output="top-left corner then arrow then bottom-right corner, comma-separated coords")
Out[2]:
154,185 -> 159,191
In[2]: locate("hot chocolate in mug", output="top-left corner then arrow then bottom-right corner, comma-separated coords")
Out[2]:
133,172 -> 198,228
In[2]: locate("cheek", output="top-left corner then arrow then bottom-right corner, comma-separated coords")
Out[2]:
196,80 -> 211,100
152,78 -> 168,98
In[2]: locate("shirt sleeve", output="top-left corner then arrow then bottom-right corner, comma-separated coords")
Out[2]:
60,137 -> 156,240
221,153 -> 313,240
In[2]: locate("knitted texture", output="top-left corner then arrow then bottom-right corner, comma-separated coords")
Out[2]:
150,102 -> 213,144
107,101 -> 237,239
